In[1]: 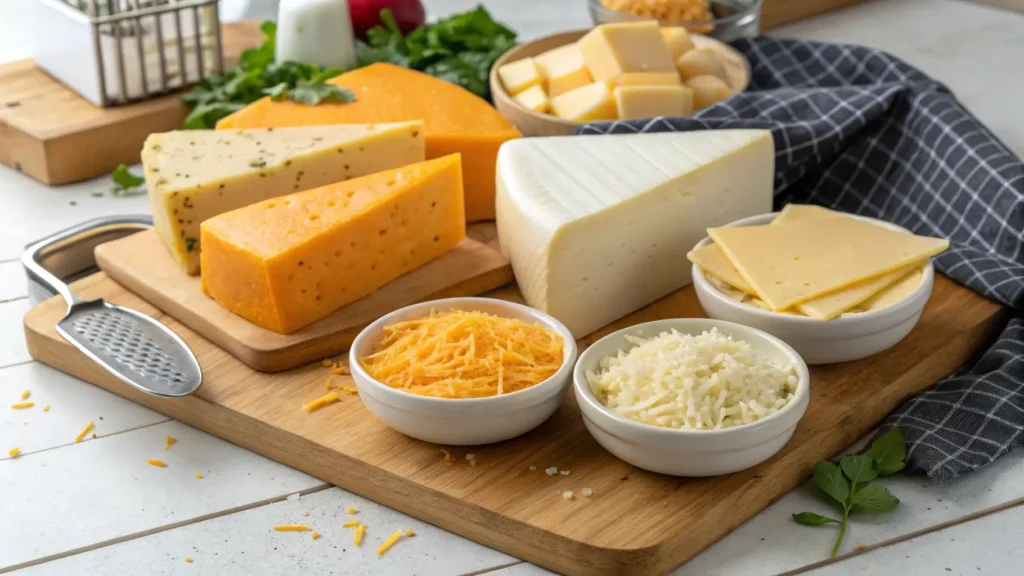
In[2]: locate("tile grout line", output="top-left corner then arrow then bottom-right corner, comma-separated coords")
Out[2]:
0,358 -> 37,371
457,560 -> 527,576
777,496 -> 1024,575
0,295 -> 27,305
0,483 -> 334,574
0,418 -> 173,462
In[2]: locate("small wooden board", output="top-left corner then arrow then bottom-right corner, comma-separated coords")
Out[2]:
24,271 -> 1005,575
0,22 -> 263,185
93,224 -> 512,372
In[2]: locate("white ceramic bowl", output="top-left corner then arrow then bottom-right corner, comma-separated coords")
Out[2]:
691,212 -> 935,365
349,297 -> 577,446
574,318 -> 810,477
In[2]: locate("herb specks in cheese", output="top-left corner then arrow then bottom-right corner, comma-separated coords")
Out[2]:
185,238 -> 197,252
249,159 -> 267,169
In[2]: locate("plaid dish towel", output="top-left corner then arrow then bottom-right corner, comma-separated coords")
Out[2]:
579,37 -> 1024,484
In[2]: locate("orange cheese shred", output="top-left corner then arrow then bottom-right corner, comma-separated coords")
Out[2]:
147,459 -> 167,467
11,402 -> 34,410
302,392 -> 340,413
8,447 -> 20,458
353,524 -> 366,546
274,525 -> 310,531
20,390 -> 30,400
377,530 -> 404,556
75,422 -> 95,442
360,310 -> 564,398
342,520 -> 359,528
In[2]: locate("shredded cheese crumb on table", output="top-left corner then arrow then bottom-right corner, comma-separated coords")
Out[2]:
405,528 -> 415,537
354,524 -> 366,545
312,531 -> 320,540
562,491 -> 574,500
185,557 -> 193,563
545,467 -> 558,476
322,359 -> 334,367
42,404 -> 50,412
196,473 -> 203,479
75,422 -> 95,442
586,328 -> 797,430
302,392 -> 340,413
465,454 -> 476,467
338,385 -> 358,395
582,488 -> 593,497
324,380 -> 333,391
440,449 -> 454,465
342,520 -> 359,528
9,447 -> 20,458
273,525 -> 310,531
360,309 -> 564,398
330,365 -> 349,376
377,530 -> 404,556
559,470 -> 570,476
91,433 -> 97,439
529,466 -> 536,471
20,390 -> 30,400
166,436 -> 177,448
11,402 -> 34,410
147,459 -> 167,467
347,507 -> 358,514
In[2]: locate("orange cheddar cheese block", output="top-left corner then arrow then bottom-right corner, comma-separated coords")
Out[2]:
200,154 -> 466,334
217,63 -> 520,223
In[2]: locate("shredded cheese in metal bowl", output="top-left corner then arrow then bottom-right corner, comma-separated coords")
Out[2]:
585,328 -> 797,431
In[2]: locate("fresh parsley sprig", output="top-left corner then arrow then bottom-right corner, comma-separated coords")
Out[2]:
793,428 -> 907,557
181,21 -> 357,130
110,164 -> 147,196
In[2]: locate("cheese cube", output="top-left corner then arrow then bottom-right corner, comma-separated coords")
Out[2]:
513,85 -> 551,114
534,44 -> 593,97
551,82 -> 617,122
200,155 -> 466,334
143,122 -> 425,275
498,57 -> 543,96
614,85 -> 693,120
661,27 -> 696,61
496,130 -> 775,337
578,22 -> 676,83
686,75 -> 734,109
676,48 -> 728,81
613,72 -> 682,86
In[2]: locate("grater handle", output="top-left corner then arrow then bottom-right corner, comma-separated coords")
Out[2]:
22,216 -> 153,310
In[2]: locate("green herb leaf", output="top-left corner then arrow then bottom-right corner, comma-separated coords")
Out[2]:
812,461 -> 850,506
851,484 -> 900,512
287,83 -> 357,106
264,82 -> 290,101
792,512 -> 841,526
840,454 -> 878,485
867,428 -> 907,476
110,164 -> 146,196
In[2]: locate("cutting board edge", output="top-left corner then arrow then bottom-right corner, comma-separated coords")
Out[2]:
22,272 -> 1010,575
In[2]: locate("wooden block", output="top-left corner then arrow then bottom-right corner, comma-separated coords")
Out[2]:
0,22 -> 264,185
23,269 -> 1006,575
93,223 -> 514,372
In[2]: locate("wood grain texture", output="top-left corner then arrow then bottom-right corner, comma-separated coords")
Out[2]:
490,31 -> 751,138
0,22 -> 264,185
760,0 -> 869,30
24,271 -> 1005,575
93,224 -> 513,372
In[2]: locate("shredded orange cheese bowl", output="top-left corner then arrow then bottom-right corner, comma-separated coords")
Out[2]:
360,310 -> 565,399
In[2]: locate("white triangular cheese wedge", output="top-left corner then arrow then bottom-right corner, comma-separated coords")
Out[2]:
496,130 -> 775,337
144,122 -> 425,274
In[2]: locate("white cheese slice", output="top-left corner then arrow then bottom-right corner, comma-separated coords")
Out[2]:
495,130 -> 775,337
709,217 -> 948,311
144,122 -> 425,274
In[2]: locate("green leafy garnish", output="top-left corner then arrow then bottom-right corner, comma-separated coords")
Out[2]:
356,6 -> 517,100
181,21 -> 356,129
793,428 -> 906,558
111,164 -> 146,196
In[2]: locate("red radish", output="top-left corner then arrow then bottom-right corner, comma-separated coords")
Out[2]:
349,0 -> 426,40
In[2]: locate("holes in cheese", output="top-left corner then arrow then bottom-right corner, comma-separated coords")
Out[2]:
708,216 -> 948,311
360,309 -> 564,398
200,155 -> 466,334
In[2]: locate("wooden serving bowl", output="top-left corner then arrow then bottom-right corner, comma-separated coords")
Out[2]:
489,30 -> 752,137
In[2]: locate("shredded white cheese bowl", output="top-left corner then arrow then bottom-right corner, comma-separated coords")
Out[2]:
585,327 -> 798,431
573,319 -> 810,477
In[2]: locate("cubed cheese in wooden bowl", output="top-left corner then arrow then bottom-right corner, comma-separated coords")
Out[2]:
489,25 -> 751,137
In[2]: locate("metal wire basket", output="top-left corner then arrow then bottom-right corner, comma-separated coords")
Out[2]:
32,0 -> 224,107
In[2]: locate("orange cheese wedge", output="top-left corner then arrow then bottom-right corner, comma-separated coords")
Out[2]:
217,63 -> 520,223
200,154 -> 466,334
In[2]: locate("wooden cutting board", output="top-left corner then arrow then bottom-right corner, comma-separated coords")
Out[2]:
24,271 -> 1005,575
93,223 -> 512,372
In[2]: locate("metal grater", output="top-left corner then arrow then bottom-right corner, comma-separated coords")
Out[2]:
23,217 -> 202,398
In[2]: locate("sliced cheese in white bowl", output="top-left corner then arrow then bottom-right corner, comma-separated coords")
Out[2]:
495,130 -> 774,338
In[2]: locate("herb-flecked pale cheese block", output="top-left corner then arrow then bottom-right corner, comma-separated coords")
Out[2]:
143,122 -> 425,275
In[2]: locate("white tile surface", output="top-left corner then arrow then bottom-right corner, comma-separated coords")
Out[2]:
0,420 -> 323,570
0,261 -> 27,302
680,449 -> 1024,575
12,486 -> 518,576
808,503 -> 1024,576
0,298 -> 32,367
1,362 -> 167,459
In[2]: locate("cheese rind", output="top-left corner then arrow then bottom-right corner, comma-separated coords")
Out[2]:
551,82 -> 617,122
217,63 -> 520,223
614,85 -> 693,120
709,217 -> 948,311
144,123 -> 425,274
578,21 -> 677,82
496,130 -> 775,337
201,155 -> 466,334
534,44 -> 593,97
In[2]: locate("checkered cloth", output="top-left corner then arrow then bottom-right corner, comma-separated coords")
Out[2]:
579,37 -> 1024,484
